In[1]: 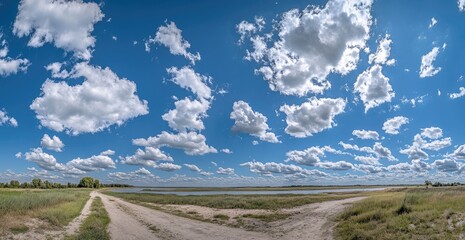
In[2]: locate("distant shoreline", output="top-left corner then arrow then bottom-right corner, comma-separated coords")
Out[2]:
137,185 -> 412,192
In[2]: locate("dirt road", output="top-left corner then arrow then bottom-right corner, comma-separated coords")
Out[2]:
96,192 -> 268,240
96,192 -> 364,240
266,197 -> 366,240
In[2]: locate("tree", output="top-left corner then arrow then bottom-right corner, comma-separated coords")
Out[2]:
78,177 -> 95,188
32,178 -> 42,188
425,180 -> 432,189
93,179 -> 100,189
9,180 -> 20,188
43,180 -> 52,189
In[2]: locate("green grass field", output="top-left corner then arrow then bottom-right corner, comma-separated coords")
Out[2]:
335,187 -> 465,240
104,191 -> 364,210
0,189 -> 91,234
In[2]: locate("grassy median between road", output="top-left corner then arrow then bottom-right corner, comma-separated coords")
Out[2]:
335,187 -> 465,240
104,191 -> 364,210
0,189 -> 91,235
67,196 -> 110,240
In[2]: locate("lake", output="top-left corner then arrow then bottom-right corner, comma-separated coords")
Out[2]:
110,187 -> 387,195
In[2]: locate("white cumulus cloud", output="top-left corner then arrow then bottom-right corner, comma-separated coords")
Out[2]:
108,168 -> 157,181
236,17 -> 265,44
184,163 -> 212,176
216,167 -> 235,175
30,62 -> 149,135
133,131 -> 217,156
368,34 -> 395,66
449,87 -> 465,99
155,162 -> 182,172
0,33 -> 29,76
241,0 -> 373,96
241,161 -> 327,177
422,137 -> 451,151
318,161 -> 354,171
459,0 -> 465,11
220,149 -> 233,154
13,0 -> 104,60
354,65 -> 395,112
40,134 -> 64,152
230,101 -> 279,143
45,62 -> 70,78
162,98 -> 210,132
352,130 -> 379,140
20,148 -> 98,176
433,159 -> 463,172
146,21 -> 200,64
280,97 -> 346,138
166,66 -> 212,100
419,47 -> 442,78
67,151 -> 116,172
23,147 -> 63,172
120,147 -> 173,168
449,144 -> 465,160
382,116 -> 409,135
286,147 -> 325,166
420,127 -> 443,139
400,143 -> 428,161
0,109 -> 18,127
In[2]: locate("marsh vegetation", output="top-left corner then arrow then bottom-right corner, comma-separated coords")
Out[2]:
0,189 -> 90,235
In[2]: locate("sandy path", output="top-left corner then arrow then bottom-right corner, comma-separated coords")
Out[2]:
64,191 -> 97,235
270,197 -> 367,240
97,192 -> 365,240
96,192 -> 269,240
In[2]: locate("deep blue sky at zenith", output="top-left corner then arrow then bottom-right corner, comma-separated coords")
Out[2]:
1,0 -> 465,186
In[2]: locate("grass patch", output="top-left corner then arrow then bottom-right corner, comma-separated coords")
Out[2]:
9,225 -> 28,234
66,196 -> 110,240
213,214 -> 230,220
242,212 -> 291,222
335,187 -> 465,240
103,191 -> 364,210
0,189 -> 91,234
148,224 -> 160,233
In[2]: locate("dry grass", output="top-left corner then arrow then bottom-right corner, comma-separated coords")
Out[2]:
0,189 -> 90,235
242,212 -> 291,222
335,187 -> 465,240
103,191 -> 364,210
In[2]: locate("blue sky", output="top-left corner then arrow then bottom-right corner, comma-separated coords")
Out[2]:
1,0 -> 465,186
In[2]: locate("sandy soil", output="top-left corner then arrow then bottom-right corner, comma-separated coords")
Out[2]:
97,192 -> 365,240
3,191 -> 96,240
264,197 -> 366,240
151,203 -> 272,225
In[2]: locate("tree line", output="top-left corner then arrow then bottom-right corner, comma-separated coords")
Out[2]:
425,180 -> 463,187
0,177 -> 132,189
